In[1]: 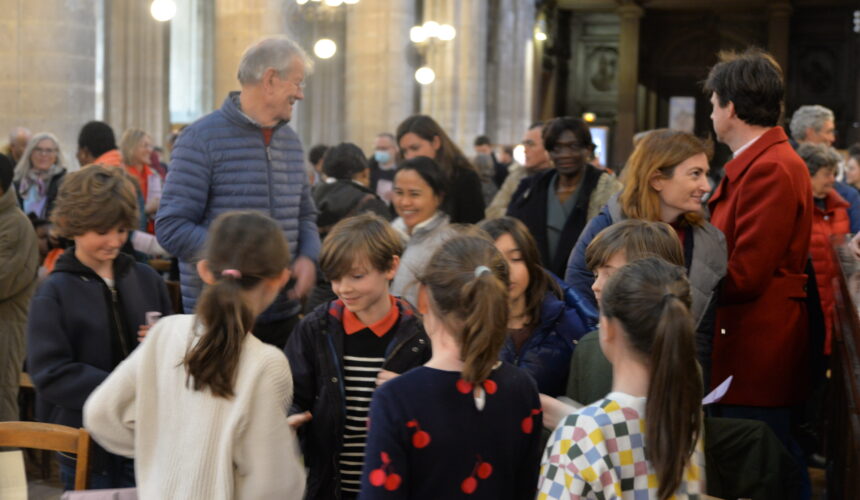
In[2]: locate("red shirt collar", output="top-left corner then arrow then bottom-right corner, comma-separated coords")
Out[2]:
342,295 -> 399,337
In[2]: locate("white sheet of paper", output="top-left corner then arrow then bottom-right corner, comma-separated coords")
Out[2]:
702,375 -> 733,405
0,450 -> 27,500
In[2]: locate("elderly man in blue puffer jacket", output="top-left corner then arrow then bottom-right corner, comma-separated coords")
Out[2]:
156,36 -> 320,348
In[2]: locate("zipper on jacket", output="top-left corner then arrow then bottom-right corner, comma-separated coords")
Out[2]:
109,286 -> 130,358
265,145 -> 275,216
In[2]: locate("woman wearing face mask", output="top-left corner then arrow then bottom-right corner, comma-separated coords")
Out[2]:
506,117 -> 621,278
390,157 -> 457,306
368,132 -> 399,205
564,129 -> 727,385
396,115 -> 485,224
479,217 -> 594,398
13,132 -> 68,219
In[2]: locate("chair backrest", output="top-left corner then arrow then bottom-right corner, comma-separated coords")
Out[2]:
0,421 -> 91,490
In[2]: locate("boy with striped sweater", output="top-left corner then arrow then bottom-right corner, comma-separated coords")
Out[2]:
285,213 -> 431,500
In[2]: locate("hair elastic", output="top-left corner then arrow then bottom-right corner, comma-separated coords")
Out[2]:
222,269 -> 242,279
474,265 -> 491,278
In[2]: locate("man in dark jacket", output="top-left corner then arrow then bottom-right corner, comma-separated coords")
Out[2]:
0,154 -> 38,423
157,36 -> 320,349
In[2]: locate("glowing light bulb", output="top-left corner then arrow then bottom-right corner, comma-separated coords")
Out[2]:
582,112 -> 596,123
410,26 -> 428,43
324,0 -> 343,5
415,66 -> 436,85
535,31 -> 547,41
150,0 -> 177,22
313,39 -> 337,59
422,21 -> 440,39
437,24 -> 456,41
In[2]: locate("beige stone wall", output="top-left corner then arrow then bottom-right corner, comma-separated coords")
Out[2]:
0,0 -> 97,165
105,0 -> 170,151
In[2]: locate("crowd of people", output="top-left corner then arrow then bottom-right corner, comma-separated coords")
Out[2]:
2,35 -> 859,499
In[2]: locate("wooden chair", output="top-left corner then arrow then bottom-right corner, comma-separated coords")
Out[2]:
0,421 -> 91,490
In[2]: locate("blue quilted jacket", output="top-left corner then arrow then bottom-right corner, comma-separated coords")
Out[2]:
499,274 -> 597,398
156,92 -> 320,322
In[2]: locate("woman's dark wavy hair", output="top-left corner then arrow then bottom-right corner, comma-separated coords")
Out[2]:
479,217 -> 560,328
184,211 -> 290,398
395,114 -> 475,178
600,257 -> 701,500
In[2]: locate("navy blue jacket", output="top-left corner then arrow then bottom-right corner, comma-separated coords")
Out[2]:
834,181 -> 860,233
27,250 -> 171,430
285,298 -> 431,500
500,278 -> 595,398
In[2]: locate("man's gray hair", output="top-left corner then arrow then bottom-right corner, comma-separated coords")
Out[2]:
789,105 -> 834,142
237,36 -> 313,85
797,143 -> 842,177
9,126 -> 31,142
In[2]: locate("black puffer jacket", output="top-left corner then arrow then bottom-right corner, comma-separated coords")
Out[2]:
285,298 -> 431,500
313,180 -> 391,236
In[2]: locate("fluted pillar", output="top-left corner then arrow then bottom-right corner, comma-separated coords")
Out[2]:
344,0 -> 416,150
104,0 -> 170,148
486,0 -> 535,145
613,1 -> 643,166
0,0 -> 97,161
420,0 -> 489,151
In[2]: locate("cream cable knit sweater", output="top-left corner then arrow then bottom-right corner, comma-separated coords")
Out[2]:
84,314 -> 306,499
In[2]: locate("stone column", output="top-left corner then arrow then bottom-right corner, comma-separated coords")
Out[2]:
613,1 -> 643,166
420,0 -> 489,152
0,0 -> 97,162
767,1 -> 792,74
344,0 -> 416,150
213,0 -> 286,108
104,0 -> 170,149
485,0 -> 535,145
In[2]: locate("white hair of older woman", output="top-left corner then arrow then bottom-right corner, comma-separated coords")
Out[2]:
236,36 -> 313,85
13,132 -> 68,182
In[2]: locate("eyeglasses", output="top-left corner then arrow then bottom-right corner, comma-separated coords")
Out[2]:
33,147 -> 58,155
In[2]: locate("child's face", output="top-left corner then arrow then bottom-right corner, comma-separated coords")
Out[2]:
592,251 -> 628,303
74,226 -> 128,269
331,259 -> 396,318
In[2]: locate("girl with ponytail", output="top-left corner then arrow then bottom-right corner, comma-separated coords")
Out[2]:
359,234 -> 542,499
84,211 -> 306,499
538,257 -> 706,499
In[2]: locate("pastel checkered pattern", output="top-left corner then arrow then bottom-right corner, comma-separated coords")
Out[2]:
537,392 -> 706,499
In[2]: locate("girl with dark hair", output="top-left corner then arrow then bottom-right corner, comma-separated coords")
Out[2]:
479,217 -> 593,397
538,257 -> 706,499
396,114 -> 485,223
359,235 -> 542,499
390,157 -> 456,305
84,211 -> 306,499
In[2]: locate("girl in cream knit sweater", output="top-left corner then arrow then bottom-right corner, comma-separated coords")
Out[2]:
84,211 -> 306,499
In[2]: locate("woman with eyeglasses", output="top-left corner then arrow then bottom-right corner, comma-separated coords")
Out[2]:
13,132 -> 68,219
506,117 -> 621,278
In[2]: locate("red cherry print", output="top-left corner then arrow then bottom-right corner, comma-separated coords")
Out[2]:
521,416 -> 534,434
461,476 -> 478,494
385,473 -> 402,491
456,379 -> 473,394
406,420 -> 418,428
412,430 -> 431,448
369,468 -> 386,486
381,451 -> 391,464
477,462 -> 493,479
483,379 -> 497,394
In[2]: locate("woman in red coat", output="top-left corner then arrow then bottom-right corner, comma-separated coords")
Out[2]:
799,143 -> 850,355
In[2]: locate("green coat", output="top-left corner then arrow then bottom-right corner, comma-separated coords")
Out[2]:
0,185 -> 39,421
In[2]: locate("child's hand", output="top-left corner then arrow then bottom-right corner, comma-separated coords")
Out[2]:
539,393 -> 576,430
137,324 -> 151,343
376,370 -> 399,386
287,411 -> 312,429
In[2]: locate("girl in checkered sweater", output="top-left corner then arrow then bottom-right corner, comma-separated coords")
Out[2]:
538,258 -> 706,499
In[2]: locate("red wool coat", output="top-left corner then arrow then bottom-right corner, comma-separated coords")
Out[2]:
708,126 -> 813,407
810,189 -> 850,355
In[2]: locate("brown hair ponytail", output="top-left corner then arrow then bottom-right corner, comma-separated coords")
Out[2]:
600,257 -> 701,500
183,211 -> 290,398
418,235 -> 509,384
